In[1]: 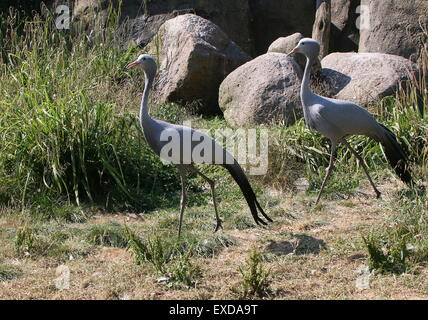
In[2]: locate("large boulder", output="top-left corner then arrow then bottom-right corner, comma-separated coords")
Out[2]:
249,0 -> 316,55
321,52 -> 416,106
330,0 -> 360,53
147,14 -> 251,115
72,0 -> 255,55
59,0 -> 324,57
219,53 -> 303,126
359,0 -> 427,60
268,33 -> 322,76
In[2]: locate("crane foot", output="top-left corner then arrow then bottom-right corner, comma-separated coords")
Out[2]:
214,219 -> 223,233
375,191 -> 382,199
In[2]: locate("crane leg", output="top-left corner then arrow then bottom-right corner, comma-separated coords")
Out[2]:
189,166 -> 223,233
316,142 -> 337,205
343,141 -> 381,199
177,167 -> 188,238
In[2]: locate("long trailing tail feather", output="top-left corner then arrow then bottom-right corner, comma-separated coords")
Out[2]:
223,161 -> 272,226
255,197 -> 273,223
377,124 -> 413,186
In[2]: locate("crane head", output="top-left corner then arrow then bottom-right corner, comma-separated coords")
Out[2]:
288,38 -> 320,60
126,54 -> 157,75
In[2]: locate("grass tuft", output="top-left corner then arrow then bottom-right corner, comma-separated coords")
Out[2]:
363,195 -> 428,274
238,248 -> 271,299
86,221 -> 128,248
167,249 -> 202,289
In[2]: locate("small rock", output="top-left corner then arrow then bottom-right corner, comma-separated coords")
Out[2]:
406,244 -> 416,252
355,264 -> 370,275
294,177 -> 309,194
9,259 -> 21,266
157,276 -> 170,283
356,273 -> 371,290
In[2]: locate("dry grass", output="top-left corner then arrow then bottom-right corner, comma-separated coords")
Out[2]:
1,176 -> 426,300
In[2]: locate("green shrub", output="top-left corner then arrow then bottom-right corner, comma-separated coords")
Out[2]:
238,249 -> 271,298
167,249 -> 202,289
15,224 -> 36,254
363,195 -> 428,274
125,229 -> 172,273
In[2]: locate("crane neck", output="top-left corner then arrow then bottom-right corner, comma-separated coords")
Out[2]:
301,55 -> 316,107
140,72 -> 154,126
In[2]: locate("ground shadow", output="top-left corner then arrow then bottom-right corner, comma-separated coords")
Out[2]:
265,234 -> 327,256
321,69 -> 352,96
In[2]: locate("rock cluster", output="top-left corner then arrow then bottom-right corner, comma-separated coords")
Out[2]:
65,0 -> 424,125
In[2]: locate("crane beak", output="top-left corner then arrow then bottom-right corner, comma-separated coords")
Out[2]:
287,47 -> 299,56
126,61 -> 140,69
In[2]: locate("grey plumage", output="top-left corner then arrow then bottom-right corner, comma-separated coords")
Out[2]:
126,54 -> 271,236
288,39 -> 413,204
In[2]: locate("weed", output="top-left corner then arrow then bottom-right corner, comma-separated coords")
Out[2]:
125,228 -> 172,273
167,249 -> 202,289
15,225 -> 35,254
363,233 -> 408,274
238,249 -> 271,299
363,196 -> 428,274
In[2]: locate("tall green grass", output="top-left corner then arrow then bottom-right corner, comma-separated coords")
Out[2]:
361,37 -> 428,274
363,193 -> 428,274
0,7 -> 181,212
